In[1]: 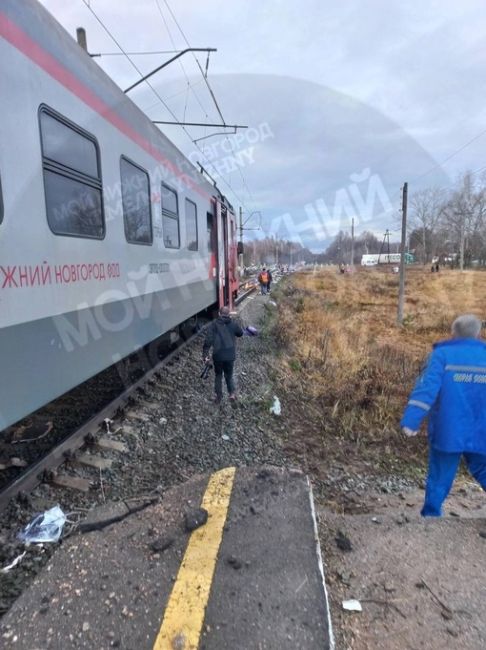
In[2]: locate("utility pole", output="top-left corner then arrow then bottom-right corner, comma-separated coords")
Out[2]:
397,182 -> 408,325
238,206 -> 244,278
350,217 -> 355,266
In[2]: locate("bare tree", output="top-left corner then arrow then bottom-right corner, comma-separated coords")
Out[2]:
409,187 -> 443,264
440,172 -> 481,270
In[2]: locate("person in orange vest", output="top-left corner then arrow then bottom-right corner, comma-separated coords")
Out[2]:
258,267 -> 270,295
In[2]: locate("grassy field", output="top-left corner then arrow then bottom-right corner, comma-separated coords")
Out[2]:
270,267 -> 486,479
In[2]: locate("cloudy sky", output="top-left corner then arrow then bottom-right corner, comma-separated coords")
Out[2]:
38,0 -> 486,250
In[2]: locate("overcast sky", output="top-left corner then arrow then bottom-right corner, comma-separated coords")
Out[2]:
38,0 -> 486,249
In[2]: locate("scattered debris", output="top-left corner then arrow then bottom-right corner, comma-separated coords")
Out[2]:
270,396 -> 281,415
184,508 -> 208,532
222,434 -> 230,441
79,499 -> 156,533
335,530 -> 353,552
103,418 -> 114,434
17,505 -> 66,544
416,578 -> 454,618
337,570 -> 352,586
150,536 -> 174,553
227,555 -> 242,570
1,552 -> 27,574
342,599 -> 362,612
0,457 -> 28,471
11,420 -> 53,445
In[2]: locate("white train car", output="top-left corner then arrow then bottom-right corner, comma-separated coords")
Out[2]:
0,0 -> 239,430
361,253 -> 402,266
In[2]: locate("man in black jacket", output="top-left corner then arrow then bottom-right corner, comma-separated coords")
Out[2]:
203,306 -> 244,403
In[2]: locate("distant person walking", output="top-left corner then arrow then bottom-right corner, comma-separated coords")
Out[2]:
267,268 -> 273,293
203,306 -> 243,404
401,314 -> 486,516
258,267 -> 270,295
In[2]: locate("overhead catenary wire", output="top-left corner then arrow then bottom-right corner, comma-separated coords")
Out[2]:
161,0 -> 256,205
79,0 -> 250,211
153,0 -> 211,124
91,49 -> 184,56
153,0 -> 253,208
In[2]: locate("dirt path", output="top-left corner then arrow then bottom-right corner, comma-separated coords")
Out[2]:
318,503 -> 486,649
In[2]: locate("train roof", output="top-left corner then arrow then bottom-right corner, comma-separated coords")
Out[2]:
1,0 -> 219,201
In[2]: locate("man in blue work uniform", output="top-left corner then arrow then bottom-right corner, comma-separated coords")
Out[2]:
401,314 -> 486,516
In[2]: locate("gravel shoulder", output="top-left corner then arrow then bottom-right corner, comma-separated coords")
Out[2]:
0,291 -> 287,617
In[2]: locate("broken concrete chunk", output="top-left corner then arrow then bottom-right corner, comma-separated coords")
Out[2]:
184,508 -> 208,532
227,555 -> 242,570
342,599 -> 362,612
335,530 -> 353,552
150,536 -> 174,553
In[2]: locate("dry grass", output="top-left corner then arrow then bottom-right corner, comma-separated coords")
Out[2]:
271,267 -> 486,477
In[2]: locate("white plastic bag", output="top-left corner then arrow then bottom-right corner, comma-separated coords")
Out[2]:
270,396 -> 281,415
17,505 -> 66,544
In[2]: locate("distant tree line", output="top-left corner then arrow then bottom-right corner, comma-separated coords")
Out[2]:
243,237 -> 315,266
318,230 -> 398,264
320,171 -> 486,269
408,171 -> 486,269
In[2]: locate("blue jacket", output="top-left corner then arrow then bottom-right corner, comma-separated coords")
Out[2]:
401,339 -> 486,454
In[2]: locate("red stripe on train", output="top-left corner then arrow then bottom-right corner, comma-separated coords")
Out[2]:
0,12 -> 210,201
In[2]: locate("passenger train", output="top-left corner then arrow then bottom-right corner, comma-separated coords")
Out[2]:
0,0 -> 240,430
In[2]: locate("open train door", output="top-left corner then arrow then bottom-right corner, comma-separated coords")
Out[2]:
215,199 -> 233,311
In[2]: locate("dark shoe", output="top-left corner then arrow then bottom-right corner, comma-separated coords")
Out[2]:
214,395 -> 222,405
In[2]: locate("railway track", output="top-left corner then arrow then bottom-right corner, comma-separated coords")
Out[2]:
0,281 -> 258,512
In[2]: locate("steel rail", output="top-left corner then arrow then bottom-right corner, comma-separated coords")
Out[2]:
0,329 -> 203,512
0,286 -> 258,511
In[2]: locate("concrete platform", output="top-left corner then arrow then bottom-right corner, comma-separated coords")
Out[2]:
0,468 -> 333,649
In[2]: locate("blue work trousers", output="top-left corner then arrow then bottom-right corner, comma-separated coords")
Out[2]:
422,448 -> 486,516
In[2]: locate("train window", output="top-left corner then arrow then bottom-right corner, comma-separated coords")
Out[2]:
185,198 -> 198,251
120,157 -> 152,245
207,213 -> 214,252
39,107 -> 104,238
161,183 -> 180,248
0,174 -> 3,224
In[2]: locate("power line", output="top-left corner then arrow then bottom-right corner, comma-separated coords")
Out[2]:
91,49 -> 184,56
79,0 -> 250,210
153,0 -> 210,123
153,0 -> 251,207
161,0 -> 255,205
413,126 -> 486,182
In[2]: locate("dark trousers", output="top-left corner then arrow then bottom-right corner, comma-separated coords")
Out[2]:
214,360 -> 235,397
422,448 -> 486,516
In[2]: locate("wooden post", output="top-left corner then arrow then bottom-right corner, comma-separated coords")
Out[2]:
397,182 -> 408,325
350,217 -> 355,266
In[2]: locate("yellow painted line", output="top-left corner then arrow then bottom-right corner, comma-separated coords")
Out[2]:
153,466 -> 236,650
